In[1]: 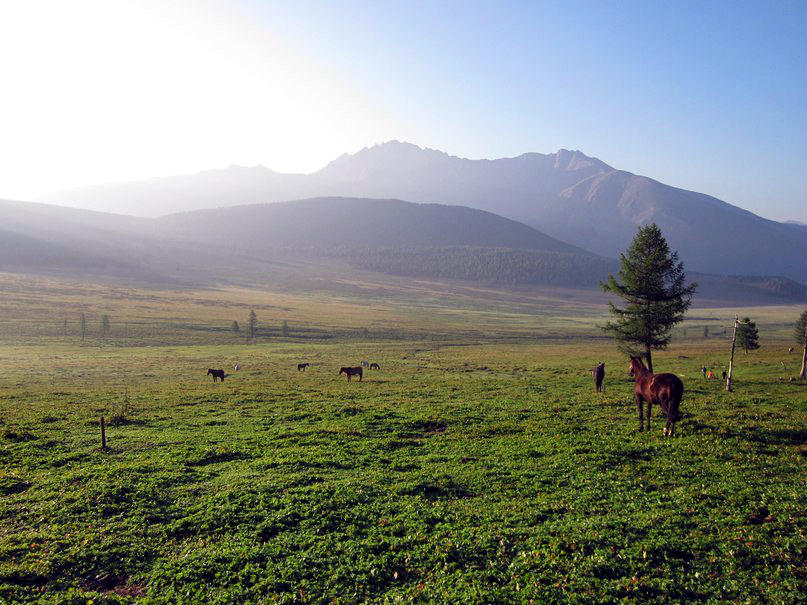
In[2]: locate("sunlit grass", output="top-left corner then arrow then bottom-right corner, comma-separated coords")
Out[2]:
0,274 -> 804,603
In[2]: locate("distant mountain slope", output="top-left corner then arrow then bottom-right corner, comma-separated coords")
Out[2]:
536,171 -> 807,282
156,197 -> 589,254
0,199 -> 227,283
2,197 -> 805,304
38,141 -> 807,281
0,199 -> 150,269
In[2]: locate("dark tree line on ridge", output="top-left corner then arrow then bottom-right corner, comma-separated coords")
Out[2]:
338,246 -> 618,287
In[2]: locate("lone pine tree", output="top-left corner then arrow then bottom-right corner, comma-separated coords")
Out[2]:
100,314 -> 110,337
736,317 -> 760,354
601,224 -> 697,372
796,310 -> 807,379
247,309 -> 257,341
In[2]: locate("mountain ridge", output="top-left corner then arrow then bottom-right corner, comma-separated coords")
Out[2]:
35,141 -> 807,281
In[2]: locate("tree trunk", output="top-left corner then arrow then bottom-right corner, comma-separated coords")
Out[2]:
800,324 -> 807,380
646,349 -> 653,373
727,316 -> 738,392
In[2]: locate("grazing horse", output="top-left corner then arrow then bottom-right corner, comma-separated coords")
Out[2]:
592,362 -> 605,392
339,366 -> 363,382
629,356 -> 683,436
207,368 -> 225,383
297,363 -> 310,371
369,362 -> 380,370
361,360 -> 370,368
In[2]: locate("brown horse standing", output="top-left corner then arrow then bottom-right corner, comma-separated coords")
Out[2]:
297,363 -> 310,371
593,362 -> 605,392
207,368 -> 225,382
339,366 -> 363,382
628,356 -> 683,436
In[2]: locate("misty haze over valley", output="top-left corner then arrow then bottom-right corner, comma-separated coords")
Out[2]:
0,141 -> 802,304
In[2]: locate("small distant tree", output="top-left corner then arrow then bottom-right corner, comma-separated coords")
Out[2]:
601,224 -> 697,372
703,325 -> 709,339
363,327 -> 369,338
231,320 -> 240,333
247,309 -> 257,341
281,320 -> 289,338
795,310 -> 807,379
736,317 -> 760,354
80,313 -> 87,342
100,314 -> 110,337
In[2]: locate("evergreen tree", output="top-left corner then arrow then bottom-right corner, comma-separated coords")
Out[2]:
281,320 -> 289,338
795,310 -> 807,379
601,224 -> 697,372
703,325 -> 709,339
231,320 -> 240,333
247,309 -> 257,341
794,310 -> 807,345
736,317 -> 760,354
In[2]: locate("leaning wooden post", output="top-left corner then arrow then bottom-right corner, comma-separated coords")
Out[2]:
100,416 -> 107,449
800,324 -> 807,380
726,315 -> 738,392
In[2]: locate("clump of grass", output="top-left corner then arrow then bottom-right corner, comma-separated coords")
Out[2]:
108,390 -> 134,426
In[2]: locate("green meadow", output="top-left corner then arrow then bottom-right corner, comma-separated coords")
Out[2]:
0,274 -> 805,604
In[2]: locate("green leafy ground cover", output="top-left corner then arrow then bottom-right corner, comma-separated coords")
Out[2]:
1,336 -> 804,604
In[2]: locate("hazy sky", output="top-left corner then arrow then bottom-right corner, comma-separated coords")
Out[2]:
1,0 -> 806,221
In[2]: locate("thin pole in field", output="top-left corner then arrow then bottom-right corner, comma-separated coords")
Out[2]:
726,316 -> 738,392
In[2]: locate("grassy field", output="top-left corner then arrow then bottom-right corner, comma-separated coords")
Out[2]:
0,274 -> 805,603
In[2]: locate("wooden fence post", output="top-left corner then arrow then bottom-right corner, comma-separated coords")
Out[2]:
726,316 -> 738,392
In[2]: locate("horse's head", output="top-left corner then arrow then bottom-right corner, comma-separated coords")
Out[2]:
628,356 -> 645,377
207,368 -> 213,375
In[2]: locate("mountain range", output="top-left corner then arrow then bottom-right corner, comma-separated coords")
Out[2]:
38,141 -> 807,282
2,196 -> 804,305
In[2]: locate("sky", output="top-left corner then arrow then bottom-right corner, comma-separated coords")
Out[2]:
1,0 -> 806,222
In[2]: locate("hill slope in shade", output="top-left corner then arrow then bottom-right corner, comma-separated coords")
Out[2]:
3,197 -> 805,305
38,141 -> 807,281
156,197 -> 589,254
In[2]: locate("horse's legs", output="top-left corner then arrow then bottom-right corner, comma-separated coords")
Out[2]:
636,395 -> 644,431
646,401 -> 652,431
665,413 -> 676,437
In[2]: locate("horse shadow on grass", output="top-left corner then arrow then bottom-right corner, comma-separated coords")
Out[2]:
686,420 -> 806,447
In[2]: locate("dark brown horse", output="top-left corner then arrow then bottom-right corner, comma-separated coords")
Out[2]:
339,366 -> 363,382
369,362 -> 380,370
297,363 -> 310,371
629,356 -> 682,436
592,362 -> 605,392
207,368 -> 225,382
